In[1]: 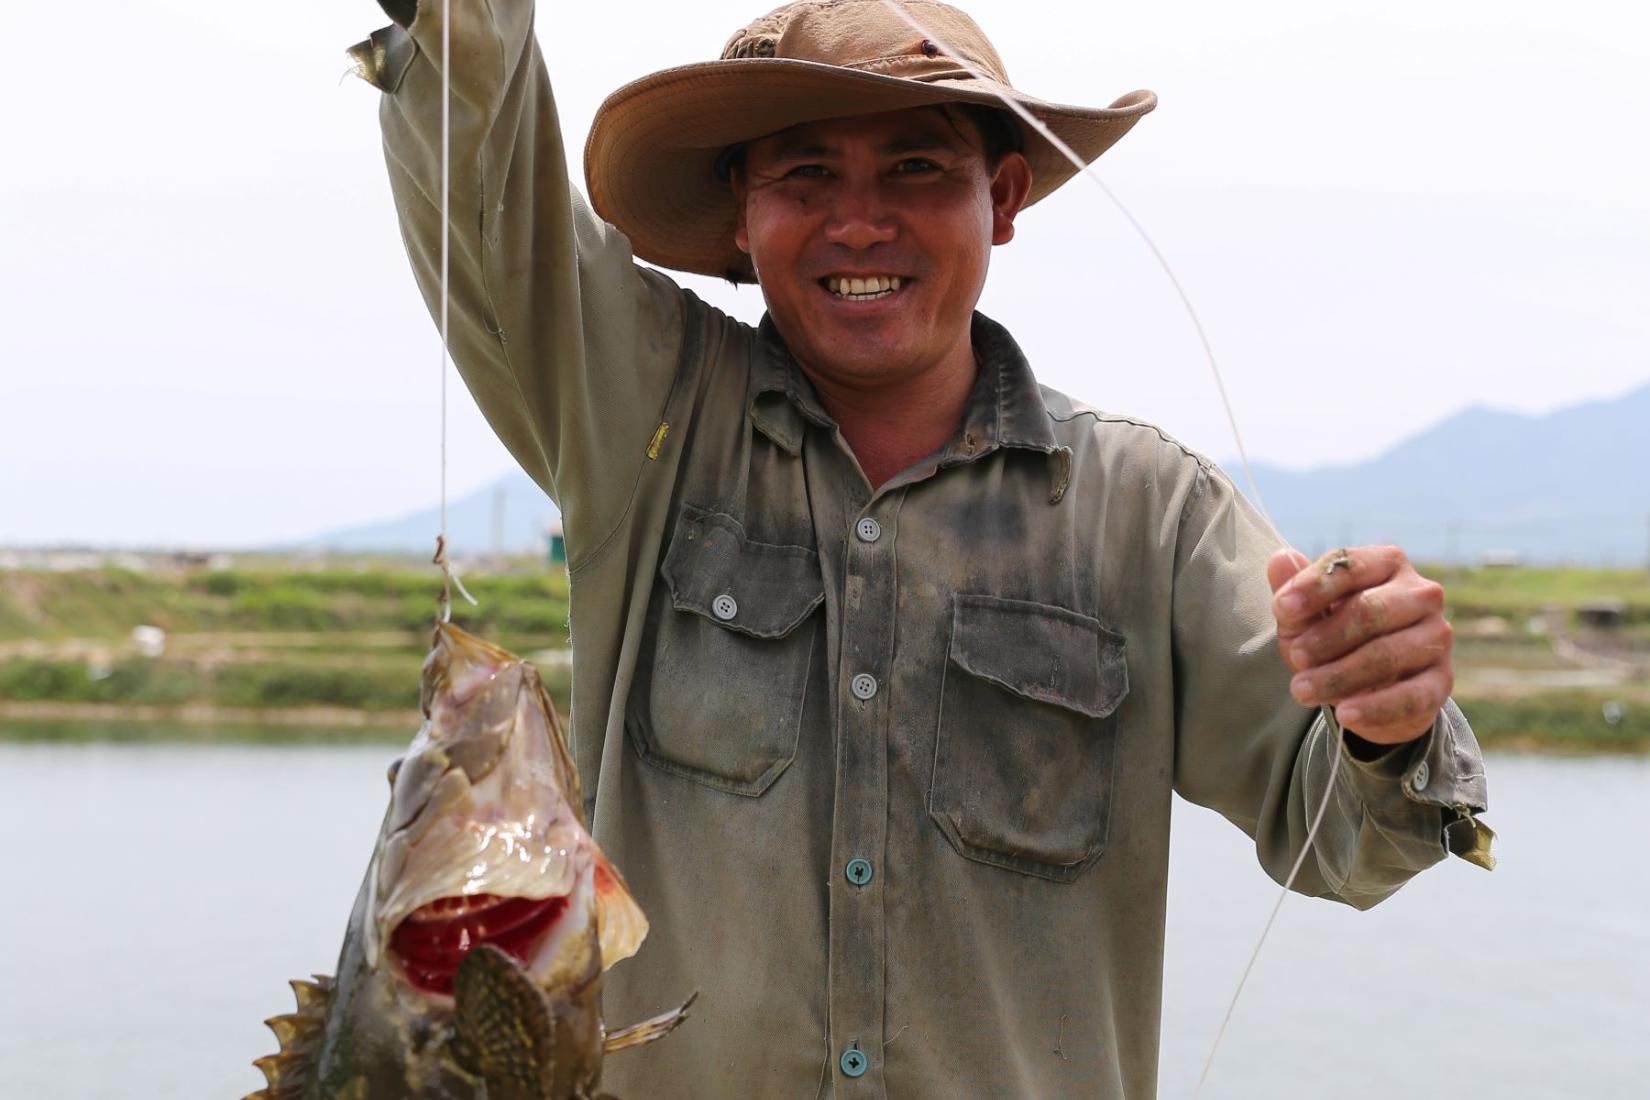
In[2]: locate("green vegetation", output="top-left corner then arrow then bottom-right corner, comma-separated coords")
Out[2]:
1452,692 -> 1650,754
0,561 -> 571,641
1430,564 -> 1650,624
1,558 -> 1646,752
0,558 -> 573,735
0,717 -> 410,745
0,656 -> 434,712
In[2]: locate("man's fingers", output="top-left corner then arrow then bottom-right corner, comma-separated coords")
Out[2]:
1289,616 -> 1453,707
1280,578 -> 1447,671
1271,545 -> 1406,628
1266,543 -> 1456,745
1334,665 -> 1455,744
1266,548 -> 1310,595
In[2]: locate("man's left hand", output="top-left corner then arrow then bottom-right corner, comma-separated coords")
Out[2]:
1267,546 -> 1454,745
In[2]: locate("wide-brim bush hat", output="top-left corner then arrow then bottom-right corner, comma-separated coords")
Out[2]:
585,0 -> 1156,282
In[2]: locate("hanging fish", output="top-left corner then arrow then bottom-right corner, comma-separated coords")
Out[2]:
246,622 -> 692,1099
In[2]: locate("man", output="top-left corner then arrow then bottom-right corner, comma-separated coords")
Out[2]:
351,0 -> 1492,1095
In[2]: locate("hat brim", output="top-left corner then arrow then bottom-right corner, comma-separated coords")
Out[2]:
584,58 -> 1156,281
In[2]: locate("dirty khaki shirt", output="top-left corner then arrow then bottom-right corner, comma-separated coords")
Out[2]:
354,3 -> 1491,1096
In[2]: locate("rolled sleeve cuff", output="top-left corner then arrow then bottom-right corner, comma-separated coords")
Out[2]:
348,23 -> 418,93
1335,699 -> 1496,870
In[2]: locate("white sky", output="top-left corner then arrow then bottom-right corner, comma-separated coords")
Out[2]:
3,0 -> 1647,547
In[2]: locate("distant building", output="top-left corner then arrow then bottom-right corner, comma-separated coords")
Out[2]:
1477,550 -> 1523,569
1577,601 -> 1626,630
546,518 -> 566,567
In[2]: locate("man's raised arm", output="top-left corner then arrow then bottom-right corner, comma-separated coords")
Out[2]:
350,0 -> 686,564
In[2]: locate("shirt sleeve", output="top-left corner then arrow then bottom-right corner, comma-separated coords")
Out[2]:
1169,462 -> 1494,911
349,0 -> 687,567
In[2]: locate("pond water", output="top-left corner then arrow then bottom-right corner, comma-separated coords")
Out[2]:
0,740 -> 1644,1098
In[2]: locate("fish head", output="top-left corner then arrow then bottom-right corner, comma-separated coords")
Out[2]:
365,622 -> 647,1000
259,624 -> 651,1099
254,623 -> 677,1100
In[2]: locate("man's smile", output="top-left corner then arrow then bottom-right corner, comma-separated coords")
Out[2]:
819,274 -> 910,302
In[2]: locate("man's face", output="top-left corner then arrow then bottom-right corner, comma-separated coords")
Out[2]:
732,107 -> 1031,391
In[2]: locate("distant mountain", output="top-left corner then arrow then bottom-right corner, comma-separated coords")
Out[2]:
1241,382 -> 1650,564
299,472 -> 559,555
300,383 -> 1650,563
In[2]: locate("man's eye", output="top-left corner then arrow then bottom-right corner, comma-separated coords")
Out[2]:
784,164 -> 830,179
893,158 -> 940,174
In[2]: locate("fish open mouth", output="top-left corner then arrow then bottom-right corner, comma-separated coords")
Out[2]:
388,893 -> 569,995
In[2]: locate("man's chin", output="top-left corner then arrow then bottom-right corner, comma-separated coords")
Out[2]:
792,337 -> 921,386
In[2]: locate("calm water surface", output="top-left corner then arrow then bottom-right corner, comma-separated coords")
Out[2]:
0,740 -> 1644,1098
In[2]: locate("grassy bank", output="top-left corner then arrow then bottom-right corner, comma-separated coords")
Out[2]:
2,558 -> 1647,752
1429,564 -> 1650,624
0,559 -> 572,640
0,713 -> 413,744
0,558 -> 573,734
1451,692 -> 1650,753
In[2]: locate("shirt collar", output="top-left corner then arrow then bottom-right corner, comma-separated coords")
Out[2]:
747,311 -> 1059,459
748,314 -> 836,455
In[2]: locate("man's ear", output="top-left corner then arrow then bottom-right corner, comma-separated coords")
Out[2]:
731,167 -> 752,255
989,152 -> 1033,246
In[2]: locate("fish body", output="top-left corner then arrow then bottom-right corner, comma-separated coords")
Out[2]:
248,623 -> 688,1099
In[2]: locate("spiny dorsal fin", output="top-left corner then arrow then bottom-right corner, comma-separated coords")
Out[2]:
241,973 -> 334,1100
264,1011 -> 325,1051
251,1050 -> 309,1088
289,976 -> 332,1013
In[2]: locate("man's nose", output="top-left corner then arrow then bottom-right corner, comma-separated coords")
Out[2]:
823,182 -> 898,250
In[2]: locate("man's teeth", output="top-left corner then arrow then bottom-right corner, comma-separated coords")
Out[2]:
827,276 -> 903,299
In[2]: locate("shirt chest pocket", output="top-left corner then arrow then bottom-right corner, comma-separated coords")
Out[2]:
626,506 -> 823,797
930,594 -> 1129,883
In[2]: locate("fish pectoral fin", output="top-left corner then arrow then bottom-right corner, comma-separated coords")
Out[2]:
593,850 -> 650,970
602,991 -> 698,1055
452,943 -> 557,1099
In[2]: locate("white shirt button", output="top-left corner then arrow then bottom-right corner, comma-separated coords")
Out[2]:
1412,761 -> 1430,792
850,673 -> 878,701
856,517 -> 882,543
712,593 -> 738,621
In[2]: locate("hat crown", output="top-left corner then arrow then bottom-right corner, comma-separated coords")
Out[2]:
722,0 -> 1010,86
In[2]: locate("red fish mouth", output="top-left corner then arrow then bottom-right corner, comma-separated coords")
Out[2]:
388,893 -> 569,995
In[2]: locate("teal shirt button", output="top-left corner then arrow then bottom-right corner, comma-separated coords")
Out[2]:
840,1045 -> 869,1077
845,857 -> 873,886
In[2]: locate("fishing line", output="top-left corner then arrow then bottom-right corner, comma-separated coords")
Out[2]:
433,0 -> 476,621
431,0 -> 453,621
875,2 -> 1344,1092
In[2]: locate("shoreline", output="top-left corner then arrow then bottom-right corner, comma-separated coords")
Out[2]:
2,699 -> 1644,755
0,700 -> 419,729
3,560 -> 1644,753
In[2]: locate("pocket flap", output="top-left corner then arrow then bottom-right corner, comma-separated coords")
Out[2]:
948,594 -> 1128,719
662,506 -> 824,639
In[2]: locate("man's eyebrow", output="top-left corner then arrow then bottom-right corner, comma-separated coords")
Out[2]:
876,134 -> 962,156
769,139 -> 836,160
765,133 -> 964,160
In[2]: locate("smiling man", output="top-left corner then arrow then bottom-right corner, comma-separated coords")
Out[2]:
728,107 -> 1030,488
352,1 -> 1492,1096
